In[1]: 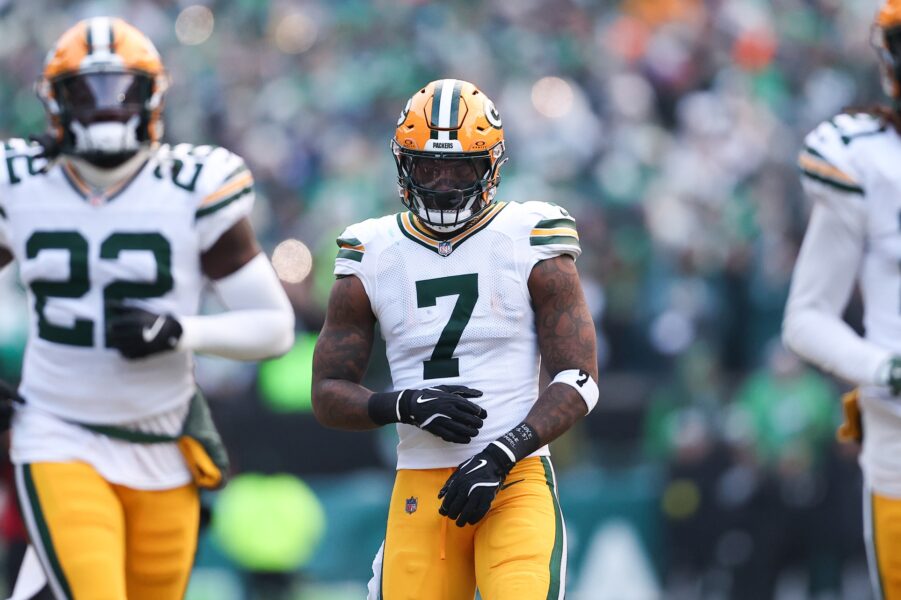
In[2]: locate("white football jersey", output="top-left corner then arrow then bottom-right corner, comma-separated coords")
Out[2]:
802,114 -> 901,357
799,113 -> 901,495
0,139 -> 254,424
334,200 -> 581,469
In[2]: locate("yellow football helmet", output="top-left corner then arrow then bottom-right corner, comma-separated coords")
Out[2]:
36,17 -> 168,167
876,1 -> 901,100
392,79 -> 507,233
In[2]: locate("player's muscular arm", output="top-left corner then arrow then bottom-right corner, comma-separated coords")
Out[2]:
438,254 -> 597,526
200,218 -> 260,279
0,248 -> 12,269
311,275 -> 379,430
525,254 -> 598,444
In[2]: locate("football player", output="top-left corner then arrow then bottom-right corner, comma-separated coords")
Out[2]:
0,18 -> 294,599
311,79 -> 599,599
783,2 -> 901,597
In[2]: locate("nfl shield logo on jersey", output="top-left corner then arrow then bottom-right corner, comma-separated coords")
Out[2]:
405,496 -> 418,514
438,241 -> 453,257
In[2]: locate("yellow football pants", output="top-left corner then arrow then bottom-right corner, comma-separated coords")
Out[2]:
15,461 -> 199,600
866,488 -> 901,600
373,456 -> 566,600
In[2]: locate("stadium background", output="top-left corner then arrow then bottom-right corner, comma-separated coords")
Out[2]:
0,0 -> 886,598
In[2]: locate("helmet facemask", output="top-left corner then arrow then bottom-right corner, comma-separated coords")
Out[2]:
393,140 -> 506,233
44,71 -> 159,168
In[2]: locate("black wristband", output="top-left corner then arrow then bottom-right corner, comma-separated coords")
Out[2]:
368,391 -> 404,426
497,422 -> 541,463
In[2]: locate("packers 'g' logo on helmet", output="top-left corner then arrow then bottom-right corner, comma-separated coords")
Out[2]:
36,17 -> 169,167
392,79 -> 508,233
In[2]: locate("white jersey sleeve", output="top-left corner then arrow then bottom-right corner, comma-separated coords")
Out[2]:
0,139 -> 45,251
784,115 -> 890,386
163,144 -> 255,252
334,219 -> 379,303
519,201 -> 582,275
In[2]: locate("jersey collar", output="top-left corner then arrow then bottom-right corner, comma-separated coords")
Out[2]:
60,156 -> 150,206
397,201 -> 507,256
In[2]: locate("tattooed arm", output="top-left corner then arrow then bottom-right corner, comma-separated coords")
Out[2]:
311,275 -> 379,430
524,254 -> 598,445
437,254 -> 597,525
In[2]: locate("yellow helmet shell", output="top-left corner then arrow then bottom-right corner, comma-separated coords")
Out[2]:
879,0 -> 901,30
394,79 -> 504,155
38,17 -> 168,143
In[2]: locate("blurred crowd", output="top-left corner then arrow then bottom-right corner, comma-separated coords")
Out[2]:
0,0 -> 888,598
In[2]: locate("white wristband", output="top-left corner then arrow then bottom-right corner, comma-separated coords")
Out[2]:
551,369 -> 599,414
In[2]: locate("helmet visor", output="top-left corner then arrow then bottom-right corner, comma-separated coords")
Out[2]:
402,154 -> 491,210
407,155 -> 490,191
54,72 -> 152,119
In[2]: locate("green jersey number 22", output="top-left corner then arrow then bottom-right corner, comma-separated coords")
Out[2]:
26,230 -> 173,348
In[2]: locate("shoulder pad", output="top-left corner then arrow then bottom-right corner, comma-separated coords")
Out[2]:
154,144 -> 253,216
0,138 -> 49,187
516,200 -> 578,236
799,117 -> 870,195
502,201 -> 581,259
830,112 -> 885,142
335,216 -> 395,263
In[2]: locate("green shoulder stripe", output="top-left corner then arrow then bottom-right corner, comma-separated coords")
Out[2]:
530,235 -> 581,248
800,168 -> 864,195
195,185 -> 253,219
802,146 -> 825,160
336,236 -> 363,248
223,163 -> 249,182
337,248 -> 364,262
0,205 -> 6,219
534,217 -> 576,230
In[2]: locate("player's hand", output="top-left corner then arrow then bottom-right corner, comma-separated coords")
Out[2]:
106,302 -> 183,360
398,385 -> 487,444
0,379 -> 21,432
438,442 -> 514,527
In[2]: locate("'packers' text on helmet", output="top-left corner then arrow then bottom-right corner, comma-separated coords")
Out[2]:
392,79 -> 508,233
36,17 -> 168,168
876,1 -> 901,102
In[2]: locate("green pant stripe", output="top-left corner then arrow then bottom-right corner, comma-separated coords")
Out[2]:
541,457 -> 564,599
22,464 -> 73,600
870,491 -> 887,600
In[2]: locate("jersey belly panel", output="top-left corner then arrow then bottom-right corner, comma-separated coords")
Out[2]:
372,224 -> 544,469
6,164 -> 202,423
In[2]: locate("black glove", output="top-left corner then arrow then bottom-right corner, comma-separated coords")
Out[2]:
438,441 -> 514,527
106,302 -> 183,359
0,379 -> 20,432
368,385 -> 487,444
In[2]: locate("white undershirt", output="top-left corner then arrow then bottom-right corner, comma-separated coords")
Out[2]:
178,253 -> 295,360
